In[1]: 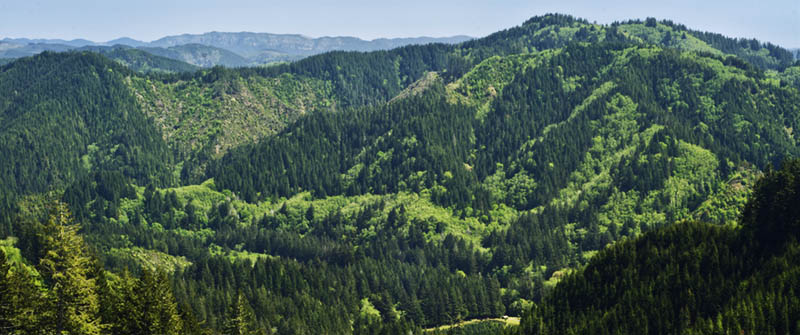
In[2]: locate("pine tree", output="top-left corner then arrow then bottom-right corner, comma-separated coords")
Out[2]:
223,292 -> 265,335
98,269 -> 142,334
0,249 -> 13,332
37,201 -> 104,335
5,258 -> 43,334
136,268 -> 184,335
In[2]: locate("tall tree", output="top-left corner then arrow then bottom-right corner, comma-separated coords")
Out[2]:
223,292 -> 266,335
37,201 -> 103,334
0,249 -> 13,333
135,268 -> 184,335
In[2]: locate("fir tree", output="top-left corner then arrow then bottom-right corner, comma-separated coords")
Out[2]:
223,292 -> 265,335
135,268 -> 184,335
37,202 -> 103,335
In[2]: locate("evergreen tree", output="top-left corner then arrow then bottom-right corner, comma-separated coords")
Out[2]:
223,292 -> 265,335
0,249 -> 12,333
135,268 -> 184,335
4,258 -> 44,334
37,202 -> 103,335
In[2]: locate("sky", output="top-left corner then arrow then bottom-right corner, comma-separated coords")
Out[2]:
0,0 -> 798,48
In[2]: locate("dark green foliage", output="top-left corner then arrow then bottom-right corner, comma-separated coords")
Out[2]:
256,44 -> 453,107
211,42 -> 800,217
741,160 -> 800,250
521,160 -> 800,334
3,13 -> 800,335
222,292 -> 266,335
0,51 -> 174,199
210,85 -> 478,206
0,248 -> 45,334
681,26 -> 794,70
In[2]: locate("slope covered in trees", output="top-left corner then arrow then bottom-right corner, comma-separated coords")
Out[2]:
0,52 -> 174,203
77,45 -> 202,73
0,13 -> 799,335
0,201 -> 198,334
521,160 -> 800,334
211,41 -> 800,241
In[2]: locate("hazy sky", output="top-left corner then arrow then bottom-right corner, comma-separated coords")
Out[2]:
1,0 -> 798,47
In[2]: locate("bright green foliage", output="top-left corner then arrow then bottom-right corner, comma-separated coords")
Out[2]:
134,269 -> 184,334
2,13 -> 800,335
97,268 -> 186,335
223,292 -> 266,335
97,269 -> 139,334
446,53 -> 545,119
37,202 -> 103,335
774,65 -> 800,90
1,201 -> 191,335
0,249 -> 13,332
521,160 -> 800,334
0,250 -> 44,334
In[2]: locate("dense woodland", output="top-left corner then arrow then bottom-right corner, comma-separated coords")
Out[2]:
522,160 -> 800,334
1,14 -> 800,334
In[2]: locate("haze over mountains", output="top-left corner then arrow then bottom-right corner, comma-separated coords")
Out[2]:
0,32 -> 473,68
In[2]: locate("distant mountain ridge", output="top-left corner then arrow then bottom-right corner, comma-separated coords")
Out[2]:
148,32 -> 474,57
0,33 -> 473,68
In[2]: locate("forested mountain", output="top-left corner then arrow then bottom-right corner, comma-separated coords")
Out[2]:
0,51 -> 174,200
77,45 -> 201,73
139,44 -> 251,68
0,13 -> 799,335
521,160 -> 800,334
0,42 -> 74,58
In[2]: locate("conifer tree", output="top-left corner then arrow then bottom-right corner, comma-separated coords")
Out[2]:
135,268 -> 184,335
37,201 -> 103,335
223,292 -> 266,335
0,250 -> 13,332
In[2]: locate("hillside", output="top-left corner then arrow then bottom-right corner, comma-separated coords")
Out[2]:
0,13 -> 799,335
130,67 -> 337,181
522,160 -> 800,334
77,45 -> 201,73
0,52 -> 174,201
140,44 -> 251,68
0,42 -> 74,58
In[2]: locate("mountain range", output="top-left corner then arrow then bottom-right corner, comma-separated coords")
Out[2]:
0,13 -> 799,335
0,32 -> 473,69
